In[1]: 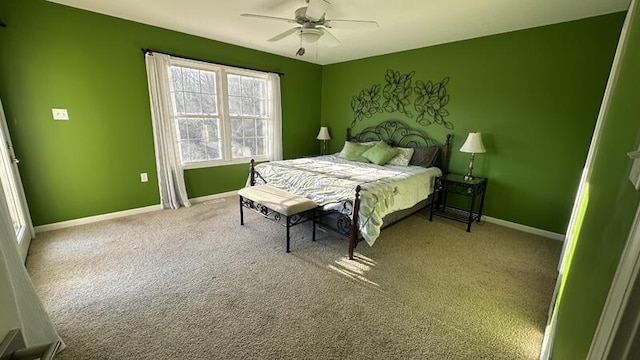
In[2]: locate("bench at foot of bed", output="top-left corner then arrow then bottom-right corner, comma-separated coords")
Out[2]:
238,184 -> 318,253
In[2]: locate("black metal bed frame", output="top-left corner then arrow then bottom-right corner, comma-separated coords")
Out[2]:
249,119 -> 452,260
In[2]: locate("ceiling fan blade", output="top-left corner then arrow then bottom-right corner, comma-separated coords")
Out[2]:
324,19 -> 379,30
320,28 -> 340,47
241,13 -> 297,24
305,0 -> 330,21
268,27 -> 301,42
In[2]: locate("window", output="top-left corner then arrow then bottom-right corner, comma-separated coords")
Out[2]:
167,59 -> 277,168
227,74 -> 269,159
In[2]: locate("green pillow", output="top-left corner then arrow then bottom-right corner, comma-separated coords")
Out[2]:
343,142 -> 372,163
362,141 -> 399,166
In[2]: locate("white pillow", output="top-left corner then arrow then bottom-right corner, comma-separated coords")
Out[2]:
387,147 -> 415,166
338,141 -> 377,157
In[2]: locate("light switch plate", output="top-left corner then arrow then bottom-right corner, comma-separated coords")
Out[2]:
140,173 -> 148,183
52,108 -> 69,120
630,144 -> 640,191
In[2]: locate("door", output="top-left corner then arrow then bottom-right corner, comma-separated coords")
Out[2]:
0,99 -> 34,262
539,0 -> 637,357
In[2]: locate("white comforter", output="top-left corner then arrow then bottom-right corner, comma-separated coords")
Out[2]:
253,155 -> 442,246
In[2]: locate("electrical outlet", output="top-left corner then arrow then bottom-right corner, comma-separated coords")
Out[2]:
52,108 -> 69,120
140,173 -> 148,183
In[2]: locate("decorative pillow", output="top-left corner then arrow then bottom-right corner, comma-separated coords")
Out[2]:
338,141 -> 377,157
387,147 -> 415,166
343,142 -> 372,162
361,141 -> 400,166
410,146 -> 441,168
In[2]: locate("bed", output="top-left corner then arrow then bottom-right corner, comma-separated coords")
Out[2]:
248,120 -> 451,259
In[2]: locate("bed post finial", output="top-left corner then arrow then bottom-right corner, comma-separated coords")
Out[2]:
250,159 -> 256,186
346,128 -> 352,142
348,185 -> 361,260
443,134 -> 452,175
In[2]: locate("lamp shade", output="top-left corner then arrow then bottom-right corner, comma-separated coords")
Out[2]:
459,132 -> 486,154
316,127 -> 331,140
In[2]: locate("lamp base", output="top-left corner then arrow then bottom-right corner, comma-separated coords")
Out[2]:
320,141 -> 327,155
465,153 -> 476,182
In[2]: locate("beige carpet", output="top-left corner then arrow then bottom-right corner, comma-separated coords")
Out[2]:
27,197 -> 561,359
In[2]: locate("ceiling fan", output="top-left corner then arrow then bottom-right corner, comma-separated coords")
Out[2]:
241,0 -> 378,55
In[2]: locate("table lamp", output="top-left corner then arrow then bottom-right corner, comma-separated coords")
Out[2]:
316,127 -> 331,155
459,132 -> 486,181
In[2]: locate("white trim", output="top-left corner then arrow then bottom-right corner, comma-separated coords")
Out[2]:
33,190 -> 561,245
540,275 -> 562,360
34,204 -> 163,233
169,56 -> 270,80
189,190 -> 238,204
588,202 -> 640,359
33,190 -> 241,233
181,157 -> 268,170
482,215 -> 565,241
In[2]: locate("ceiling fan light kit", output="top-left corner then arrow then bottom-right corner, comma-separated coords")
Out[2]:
241,0 -> 378,55
300,28 -> 323,43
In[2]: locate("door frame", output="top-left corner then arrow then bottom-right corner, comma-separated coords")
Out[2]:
0,99 -> 34,262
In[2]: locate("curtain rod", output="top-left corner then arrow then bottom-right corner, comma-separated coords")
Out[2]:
141,49 -> 284,77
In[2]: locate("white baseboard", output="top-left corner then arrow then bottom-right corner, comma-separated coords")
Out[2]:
483,215 -> 565,241
34,190 -> 240,233
34,204 -> 162,233
34,190 -> 563,243
189,190 -> 238,203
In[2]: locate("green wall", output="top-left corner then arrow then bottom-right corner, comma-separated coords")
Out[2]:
552,4 -> 640,358
0,0 -> 322,225
0,0 -> 628,237
321,13 -> 625,234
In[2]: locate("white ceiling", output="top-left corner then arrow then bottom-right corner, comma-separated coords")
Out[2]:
47,0 -> 630,65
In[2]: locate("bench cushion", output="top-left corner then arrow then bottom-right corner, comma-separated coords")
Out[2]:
238,185 -> 317,216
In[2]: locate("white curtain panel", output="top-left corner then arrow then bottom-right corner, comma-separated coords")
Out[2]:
268,73 -> 283,161
145,53 -> 191,209
0,185 -> 64,350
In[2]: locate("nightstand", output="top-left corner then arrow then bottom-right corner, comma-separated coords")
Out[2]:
429,173 -> 487,232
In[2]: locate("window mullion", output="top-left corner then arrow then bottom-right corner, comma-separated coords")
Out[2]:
219,69 -> 233,161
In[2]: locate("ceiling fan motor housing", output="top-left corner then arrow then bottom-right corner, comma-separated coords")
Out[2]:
295,7 -> 325,26
295,7 -> 308,22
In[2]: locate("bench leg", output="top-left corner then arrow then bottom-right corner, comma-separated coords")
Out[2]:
239,196 -> 244,225
312,209 -> 316,242
286,216 -> 291,253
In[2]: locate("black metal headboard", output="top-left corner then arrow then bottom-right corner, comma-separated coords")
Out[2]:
346,120 -> 452,173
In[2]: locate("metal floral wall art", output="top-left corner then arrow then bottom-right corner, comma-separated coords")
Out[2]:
350,69 -> 453,130
414,77 -> 452,129
350,84 -> 382,127
382,69 -> 415,118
